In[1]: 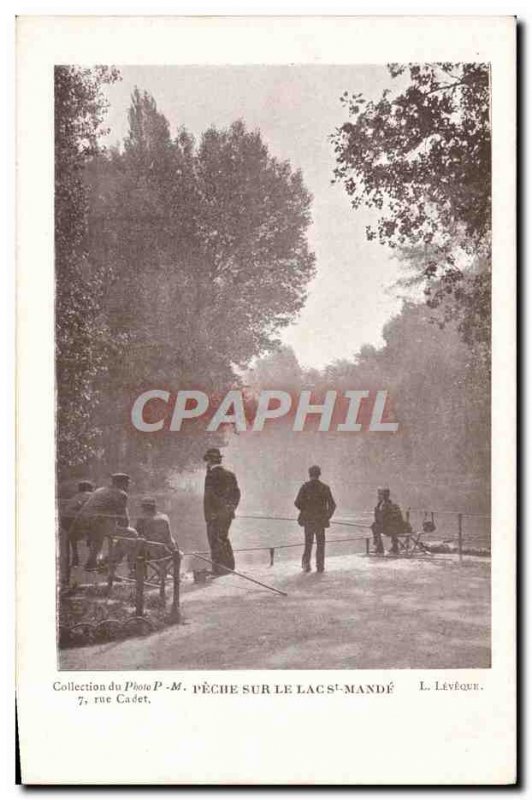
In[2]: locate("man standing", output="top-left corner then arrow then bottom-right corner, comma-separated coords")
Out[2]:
294,465 -> 336,573
80,473 -> 131,570
203,448 -> 241,576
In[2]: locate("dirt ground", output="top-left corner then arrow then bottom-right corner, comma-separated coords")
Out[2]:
60,552 -> 490,671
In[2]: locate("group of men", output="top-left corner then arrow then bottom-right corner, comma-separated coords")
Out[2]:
60,472 -> 176,575
60,447 -> 406,581
203,451 -> 408,572
203,449 -> 340,575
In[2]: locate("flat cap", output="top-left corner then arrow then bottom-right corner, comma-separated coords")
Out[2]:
111,472 -> 130,484
141,496 -> 156,508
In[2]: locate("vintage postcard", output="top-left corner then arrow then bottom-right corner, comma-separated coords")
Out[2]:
16,15 -> 516,784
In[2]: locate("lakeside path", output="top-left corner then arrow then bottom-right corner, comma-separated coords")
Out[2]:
60,553 -> 490,671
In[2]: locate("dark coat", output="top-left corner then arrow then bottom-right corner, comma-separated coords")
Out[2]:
294,479 -> 336,528
373,499 -> 404,536
59,490 -> 93,537
78,486 -> 129,527
60,490 -> 93,520
203,466 -> 241,522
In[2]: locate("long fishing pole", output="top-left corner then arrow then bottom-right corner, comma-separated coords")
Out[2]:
191,552 -> 288,597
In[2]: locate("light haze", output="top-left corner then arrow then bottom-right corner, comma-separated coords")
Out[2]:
103,65 -> 404,369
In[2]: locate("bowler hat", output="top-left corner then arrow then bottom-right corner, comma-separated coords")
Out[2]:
203,447 -> 222,462
78,480 -> 94,492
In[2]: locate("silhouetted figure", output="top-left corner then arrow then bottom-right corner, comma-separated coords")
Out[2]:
60,480 -> 94,567
80,473 -> 130,570
203,448 -> 241,576
136,497 -> 177,558
371,487 -> 406,555
295,465 -> 336,573
371,487 -> 387,554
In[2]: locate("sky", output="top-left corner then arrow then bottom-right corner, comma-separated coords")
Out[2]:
102,65 -> 405,370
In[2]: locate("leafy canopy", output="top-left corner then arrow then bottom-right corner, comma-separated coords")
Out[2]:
55,66 -> 120,472
85,88 -> 316,484
331,64 -> 491,351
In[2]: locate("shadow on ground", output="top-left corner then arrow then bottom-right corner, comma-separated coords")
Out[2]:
59,552 -> 490,671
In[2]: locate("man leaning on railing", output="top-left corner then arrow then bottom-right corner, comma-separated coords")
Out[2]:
79,472 -> 131,571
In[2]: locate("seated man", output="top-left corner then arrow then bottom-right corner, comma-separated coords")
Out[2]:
135,497 -> 177,560
371,487 -> 408,555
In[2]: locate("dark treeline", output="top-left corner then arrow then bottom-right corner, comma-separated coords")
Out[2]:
229,301 -> 490,518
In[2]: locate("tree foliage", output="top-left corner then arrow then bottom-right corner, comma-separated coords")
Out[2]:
331,63 -> 491,351
234,302 -> 490,518
85,89 -> 315,485
55,66 -> 120,474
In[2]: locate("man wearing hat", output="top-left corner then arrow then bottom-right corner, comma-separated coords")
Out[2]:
135,497 -> 177,561
80,473 -> 131,571
371,487 -> 403,555
203,448 -> 241,576
294,465 -> 336,573
59,480 -> 94,567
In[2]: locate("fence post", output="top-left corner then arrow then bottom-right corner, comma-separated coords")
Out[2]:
365,537 -> 370,555
269,547 -> 275,567
159,559 -> 167,605
135,538 -> 146,616
170,550 -> 181,622
458,513 -> 463,564
107,537 -> 115,595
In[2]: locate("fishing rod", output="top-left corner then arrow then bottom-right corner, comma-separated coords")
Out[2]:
190,552 -> 288,597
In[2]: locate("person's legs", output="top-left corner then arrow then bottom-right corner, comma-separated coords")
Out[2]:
111,536 -> 125,568
85,518 -> 105,569
70,534 -> 80,567
371,523 -> 384,554
113,530 -> 141,574
217,516 -> 235,573
61,516 -> 79,569
315,527 -> 325,572
390,535 -> 399,555
59,524 -> 71,587
207,519 -> 224,574
302,526 -> 314,571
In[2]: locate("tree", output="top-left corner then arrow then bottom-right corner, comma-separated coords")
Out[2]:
87,91 -> 316,485
55,65 -> 120,475
331,64 -> 491,350
229,302 -> 490,518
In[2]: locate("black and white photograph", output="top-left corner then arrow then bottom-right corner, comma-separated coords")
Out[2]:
15,15 -> 516,785
55,62 -> 492,671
